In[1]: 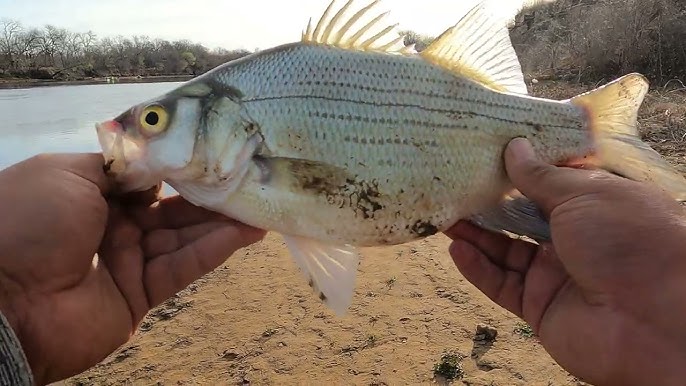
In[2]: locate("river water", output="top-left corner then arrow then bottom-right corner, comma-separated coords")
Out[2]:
0,82 -> 185,194
0,82 -> 184,170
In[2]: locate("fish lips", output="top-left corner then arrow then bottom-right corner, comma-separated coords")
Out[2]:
96,120 -> 128,173
95,120 -> 154,192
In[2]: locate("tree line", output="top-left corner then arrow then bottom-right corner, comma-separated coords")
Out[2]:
4,0 -> 686,85
0,19 -> 252,80
408,0 -> 686,85
510,0 -> 686,84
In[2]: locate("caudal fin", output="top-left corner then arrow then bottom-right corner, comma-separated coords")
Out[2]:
569,73 -> 686,201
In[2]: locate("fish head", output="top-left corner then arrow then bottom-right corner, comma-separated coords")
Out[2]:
96,90 -> 205,193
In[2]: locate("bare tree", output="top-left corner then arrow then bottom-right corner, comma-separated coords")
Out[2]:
1,19 -> 253,80
0,19 -> 23,70
510,0 -> 686,83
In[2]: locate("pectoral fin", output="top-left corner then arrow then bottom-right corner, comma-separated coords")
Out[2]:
283,234 -> 360,316
254,156 -> 350,189
469,195 -> 550,242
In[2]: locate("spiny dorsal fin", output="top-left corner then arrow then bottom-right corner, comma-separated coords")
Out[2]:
302,0 -> 416,55
420,2 -> 528,94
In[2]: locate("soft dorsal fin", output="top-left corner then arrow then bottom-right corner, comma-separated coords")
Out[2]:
302,0 -> 416,55
420,2 -> 528,94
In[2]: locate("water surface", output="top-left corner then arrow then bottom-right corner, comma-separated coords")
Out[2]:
0,82 -> 183,170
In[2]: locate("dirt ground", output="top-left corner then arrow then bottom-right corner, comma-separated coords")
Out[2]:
66,234 -> 581,386
64,81 -> 685,386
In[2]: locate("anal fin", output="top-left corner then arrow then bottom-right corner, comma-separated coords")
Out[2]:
283,234 -> 360,316
469,195 -> 551,242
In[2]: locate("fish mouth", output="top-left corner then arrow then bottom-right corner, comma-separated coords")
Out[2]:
95,120 -> 149,192
96,120 -> 138,173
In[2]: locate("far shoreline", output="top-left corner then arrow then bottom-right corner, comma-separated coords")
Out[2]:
0,75 -> 195,90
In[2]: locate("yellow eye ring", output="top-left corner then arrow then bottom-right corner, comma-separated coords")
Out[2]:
139,104 -> 169,136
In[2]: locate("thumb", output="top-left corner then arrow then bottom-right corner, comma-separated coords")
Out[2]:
504,138 -> 593,216
52,153 -> 114,195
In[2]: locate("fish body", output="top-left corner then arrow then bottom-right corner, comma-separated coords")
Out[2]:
179,42 -> 585,247
96,0 -> 686,315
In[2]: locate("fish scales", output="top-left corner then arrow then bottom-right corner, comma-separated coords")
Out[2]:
227,44 -> 582,130
96,0 -> 686,315
205,43 -> 588,244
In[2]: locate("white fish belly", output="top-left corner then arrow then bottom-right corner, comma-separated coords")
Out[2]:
223,125 -> 512,246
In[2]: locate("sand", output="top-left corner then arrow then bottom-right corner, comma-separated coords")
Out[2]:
66,233 -> 584,385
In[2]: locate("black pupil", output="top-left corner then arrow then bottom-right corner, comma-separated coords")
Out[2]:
145,112 -> 159,126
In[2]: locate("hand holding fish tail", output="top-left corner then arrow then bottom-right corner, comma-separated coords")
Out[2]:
446,138 -> 686,386
0,153 -> 264,385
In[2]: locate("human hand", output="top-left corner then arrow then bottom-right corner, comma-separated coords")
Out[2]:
0,153 -> 266,385
446,139 -> 686,386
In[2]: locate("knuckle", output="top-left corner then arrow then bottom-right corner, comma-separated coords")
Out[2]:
27,153 -> 55,167
521,160 -> 557,184
530,162 -> 554,178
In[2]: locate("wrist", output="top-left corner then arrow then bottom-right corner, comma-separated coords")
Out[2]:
0,308 -> 33,385
0,275 -> 41,385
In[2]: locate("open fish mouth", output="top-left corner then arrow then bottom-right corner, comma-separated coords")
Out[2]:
95,120 -> 149,191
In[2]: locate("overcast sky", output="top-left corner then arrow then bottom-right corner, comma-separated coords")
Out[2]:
0,0 -> 539,51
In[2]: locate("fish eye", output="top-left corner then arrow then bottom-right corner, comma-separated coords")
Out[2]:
139,104 -> 169,136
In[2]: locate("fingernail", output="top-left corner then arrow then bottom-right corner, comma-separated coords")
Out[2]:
506,138 -> 536,161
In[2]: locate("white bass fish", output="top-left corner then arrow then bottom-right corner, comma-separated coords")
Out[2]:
95,0 -> 686,315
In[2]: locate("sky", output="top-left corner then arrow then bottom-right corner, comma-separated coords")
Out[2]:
0,0 -> 538,51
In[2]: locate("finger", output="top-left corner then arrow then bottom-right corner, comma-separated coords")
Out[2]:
520,246 -> 569,328
129,195 -> 229,231
142,221 -> 238,258
100,205 -> 142,251
445,221 -> 537,274
449,240 -> 524,317
98,207 -> 150,325
504,138 -> 606,216
38,152 -> 113,194
143,224 -> 266,307
445,220 -> 511,261
114,183 -> 162,207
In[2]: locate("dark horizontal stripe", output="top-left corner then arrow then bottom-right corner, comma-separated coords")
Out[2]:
244,94 -> 581,130
291,79 -> 537,113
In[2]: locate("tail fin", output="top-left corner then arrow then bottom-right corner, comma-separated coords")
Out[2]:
569,73 -> 686,201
